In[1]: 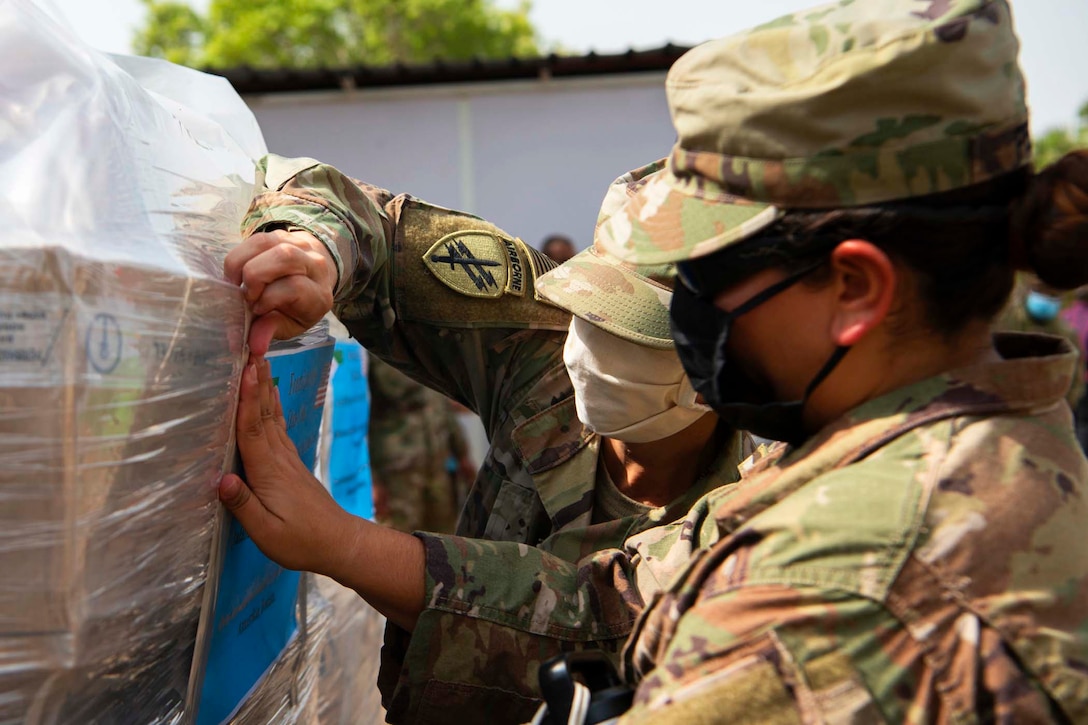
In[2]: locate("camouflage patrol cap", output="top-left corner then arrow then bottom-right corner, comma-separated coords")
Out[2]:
598,0 -> 1032,265
536,245 -> 676,349
537,159 -> 677,349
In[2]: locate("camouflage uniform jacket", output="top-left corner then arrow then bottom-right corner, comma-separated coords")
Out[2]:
242,156 -> 748,724
614,333 -> 1088,724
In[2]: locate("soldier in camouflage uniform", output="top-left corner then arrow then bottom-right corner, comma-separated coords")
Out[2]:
581,1 -> 1088,721
218,151 -> 750,721
367,353 -> 469,534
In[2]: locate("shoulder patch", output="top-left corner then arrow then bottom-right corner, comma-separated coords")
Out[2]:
423,231 -> 529,299
394,199 -> 571,330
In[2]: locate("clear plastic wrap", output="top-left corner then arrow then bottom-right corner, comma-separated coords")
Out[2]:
314,576 -> 387,725
0,1 -> 264,722
227,578 -> 331,725
191,329 -> 334,725
310,329 -> 385,723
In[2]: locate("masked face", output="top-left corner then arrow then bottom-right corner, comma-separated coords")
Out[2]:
562,316 -> 711,443
670,260 -> 848,445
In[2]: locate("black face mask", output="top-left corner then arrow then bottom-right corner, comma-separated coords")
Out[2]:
670,262 -> 849,446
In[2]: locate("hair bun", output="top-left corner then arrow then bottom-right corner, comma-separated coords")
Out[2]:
1014,150 -> 1088,289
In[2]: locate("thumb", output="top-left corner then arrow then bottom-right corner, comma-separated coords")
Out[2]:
248,316 -> 279,357
219,473 -> 276,532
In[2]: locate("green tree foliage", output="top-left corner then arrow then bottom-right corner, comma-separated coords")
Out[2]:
133,0 -> 539,69
1035,100 -> 1088,169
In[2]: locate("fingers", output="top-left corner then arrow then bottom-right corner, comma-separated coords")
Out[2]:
272,379 -> 284,419
225,232 -> 278,285
226,230 -> 329,286
257,357 -> 275,420
219,473 -> 279,531
236,361 -> 273,462
226,229 -> 335,298
245,355 -> 296,453
270,378 -> 295,450
248,316 -> 279,358
251,275 -> 333,319
228,231 -> 336,354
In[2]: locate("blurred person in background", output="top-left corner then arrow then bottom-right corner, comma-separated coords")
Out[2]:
541,233 -> 576,263
367,353 -> 472,534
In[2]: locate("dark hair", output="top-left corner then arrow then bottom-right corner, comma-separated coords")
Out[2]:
542,234 -> 574,249
727,150 -> 1088,337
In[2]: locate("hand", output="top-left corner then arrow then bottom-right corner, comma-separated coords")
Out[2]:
218,356 -> 356,573
224,229 -> 337,356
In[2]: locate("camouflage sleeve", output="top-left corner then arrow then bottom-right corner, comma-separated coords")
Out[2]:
1059,323 -> 1085,406
243,155 -> 571,437
380,533 -> 647,723
620,585 -> 891,723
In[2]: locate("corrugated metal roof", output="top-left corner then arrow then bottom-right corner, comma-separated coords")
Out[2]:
213,45 -> 690,95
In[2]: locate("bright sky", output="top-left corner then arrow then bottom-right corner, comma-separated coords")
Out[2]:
38,0 -> 1088,132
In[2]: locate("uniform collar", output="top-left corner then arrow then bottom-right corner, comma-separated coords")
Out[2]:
745,331 -> 1077,479
512,396 -> 746,531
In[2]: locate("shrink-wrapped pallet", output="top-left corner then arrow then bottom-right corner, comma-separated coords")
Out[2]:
311,337 -> 386,724
228,579 -> 332,725
0,1 -> 264,721
314,576 -> 387,725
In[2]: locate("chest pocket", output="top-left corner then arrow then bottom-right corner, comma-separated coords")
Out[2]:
483,483 -> 546,543
638,630 -> 885,725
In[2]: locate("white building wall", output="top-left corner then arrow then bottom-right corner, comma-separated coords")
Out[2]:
244,73 -> 674,251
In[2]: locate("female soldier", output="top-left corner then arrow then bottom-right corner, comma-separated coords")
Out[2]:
594,0 -> 1088,721
220,161 -> 748,723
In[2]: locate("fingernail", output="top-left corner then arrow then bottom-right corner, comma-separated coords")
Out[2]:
245,363 -> 256,384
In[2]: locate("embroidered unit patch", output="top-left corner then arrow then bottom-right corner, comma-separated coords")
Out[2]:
423,231 -> 514,299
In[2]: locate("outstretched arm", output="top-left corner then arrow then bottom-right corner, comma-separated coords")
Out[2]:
217,355 -> 425,631
230,155 -> 570,437
223,228 -> 336,356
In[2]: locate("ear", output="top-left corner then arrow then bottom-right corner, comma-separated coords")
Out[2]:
826,240 -> 896,346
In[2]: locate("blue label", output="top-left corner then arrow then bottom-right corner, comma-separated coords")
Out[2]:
196,340 -> 334,725
327,340 -> 374,520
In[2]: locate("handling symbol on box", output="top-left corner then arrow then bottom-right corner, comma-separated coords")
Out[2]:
86,312 -> 123,374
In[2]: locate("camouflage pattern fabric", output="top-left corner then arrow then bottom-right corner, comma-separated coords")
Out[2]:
616,333 -> 1088,722
242,155 -> 750,724
995,276 -> 1085,406
597,0 -> 1033,265
368,354 -> 465,534
575,1 -> 1088,722
535,160 -> 676,349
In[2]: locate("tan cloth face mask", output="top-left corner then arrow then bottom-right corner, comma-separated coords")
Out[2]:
563,316 -> 711,443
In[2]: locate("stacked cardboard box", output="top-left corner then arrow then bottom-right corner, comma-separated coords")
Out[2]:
1,2 -> 256,722
0,254 -> 245,724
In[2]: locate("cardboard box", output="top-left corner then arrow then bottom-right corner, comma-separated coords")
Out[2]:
0,250 -> 245,724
